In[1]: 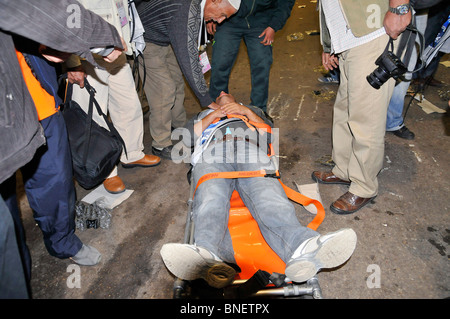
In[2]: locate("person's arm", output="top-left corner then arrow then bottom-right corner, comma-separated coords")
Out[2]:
220,102 -> 265,124
194,109 -> 226,137
0,0 -> 124,66
168,3 -> 214,108
384,0 -> 412,39
267,0 -> 296,32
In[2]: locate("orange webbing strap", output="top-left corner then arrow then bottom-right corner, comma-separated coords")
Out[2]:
193,170 -> 325,230
277,181 -> 325,231
212,114 -> 273,133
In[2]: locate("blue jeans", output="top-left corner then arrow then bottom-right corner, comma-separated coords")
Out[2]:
192,140 -> 318,264
209,23 -> 273,112
386,80 -> 411,131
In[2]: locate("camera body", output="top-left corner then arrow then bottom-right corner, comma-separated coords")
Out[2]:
366,50 -> 407,89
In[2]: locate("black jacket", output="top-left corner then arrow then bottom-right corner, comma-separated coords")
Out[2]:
0,0 -> 122,183
226,0 -> 295,31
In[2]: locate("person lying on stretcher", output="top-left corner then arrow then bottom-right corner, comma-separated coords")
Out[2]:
160,92 -> 357,288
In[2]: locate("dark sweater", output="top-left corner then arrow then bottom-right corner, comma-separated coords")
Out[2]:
136,0 -> 213,107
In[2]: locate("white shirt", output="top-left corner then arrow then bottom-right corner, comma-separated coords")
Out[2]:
321,0 -> 386,54
199,0 -> 207,49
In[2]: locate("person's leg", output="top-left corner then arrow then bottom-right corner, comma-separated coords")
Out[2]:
235,143 -> 317,263
0,194 -> 29,298
234,143 -> 357,283
21,113 -> 83,259
141,43 -> 180,150
0,176 -> 31,285
209,23 -> 244,101
105,54 -> 146,164
160,143 -> 237,288
244,28 -> 273,112
344,34 -> 395,198
166,45 -> 187,129
330,53 -> 352,181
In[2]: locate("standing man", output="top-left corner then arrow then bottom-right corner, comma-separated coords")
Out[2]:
66,0 -> 161,194
207,0 -> 295,113
136,0 -> 241,160
312,0 -> 411,214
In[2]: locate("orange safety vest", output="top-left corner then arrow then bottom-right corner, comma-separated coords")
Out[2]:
16,50 -> 58,121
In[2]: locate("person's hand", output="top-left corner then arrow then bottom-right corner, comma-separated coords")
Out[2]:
206,21 -> 217,35
220,102 -> 248,116
259,27 -> 275,46
103,38 -> 127,63
38,45 -> 71,63
322,52 -> 339,71
67,65 -> 86,88
211,108 -> 227,119
383,11 -> 411,40
208,101 -> 220,110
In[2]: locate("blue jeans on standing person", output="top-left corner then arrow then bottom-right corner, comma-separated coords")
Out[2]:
209,23 -> 273,112
192,140 -> 318,264
386,80 -> 411,131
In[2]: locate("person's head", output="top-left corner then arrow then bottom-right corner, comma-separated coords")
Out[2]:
204,0 -> 241,24
215,91 -> 236,106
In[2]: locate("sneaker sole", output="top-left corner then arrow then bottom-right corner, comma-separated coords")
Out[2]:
160,244 -> 236,289
285,229 -> 357,282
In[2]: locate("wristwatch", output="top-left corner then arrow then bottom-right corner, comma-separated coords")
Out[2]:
389,3 -> 411,15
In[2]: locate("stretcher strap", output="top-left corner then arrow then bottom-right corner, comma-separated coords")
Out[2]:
193,170 -> 325,230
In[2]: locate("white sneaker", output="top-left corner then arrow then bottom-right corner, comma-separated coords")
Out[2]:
285,228 -> 357,283
160,243 -> 236,288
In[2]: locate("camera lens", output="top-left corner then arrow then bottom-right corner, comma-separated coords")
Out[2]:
367,66 -> 391,89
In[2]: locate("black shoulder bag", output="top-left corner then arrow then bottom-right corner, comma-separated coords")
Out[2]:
62,78 -> 126,189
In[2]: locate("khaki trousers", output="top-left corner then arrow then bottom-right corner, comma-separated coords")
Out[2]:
71,53 -> 145,178
140,42 -> 186,148
331,34 -> 395,198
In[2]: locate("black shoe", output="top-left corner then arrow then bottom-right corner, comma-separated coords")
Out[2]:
152,145 -> 174,160
390,126 -> 415,140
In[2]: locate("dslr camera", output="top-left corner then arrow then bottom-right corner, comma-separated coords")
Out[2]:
367,40 -> 407,89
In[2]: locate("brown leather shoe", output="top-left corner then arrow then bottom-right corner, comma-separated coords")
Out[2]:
312,171 -> 350,185
121,154 -> 161,168
330,191 -> 376,215
103,176 -> 126,194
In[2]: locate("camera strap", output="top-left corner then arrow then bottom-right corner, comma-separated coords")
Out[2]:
394,14 -> 425,74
